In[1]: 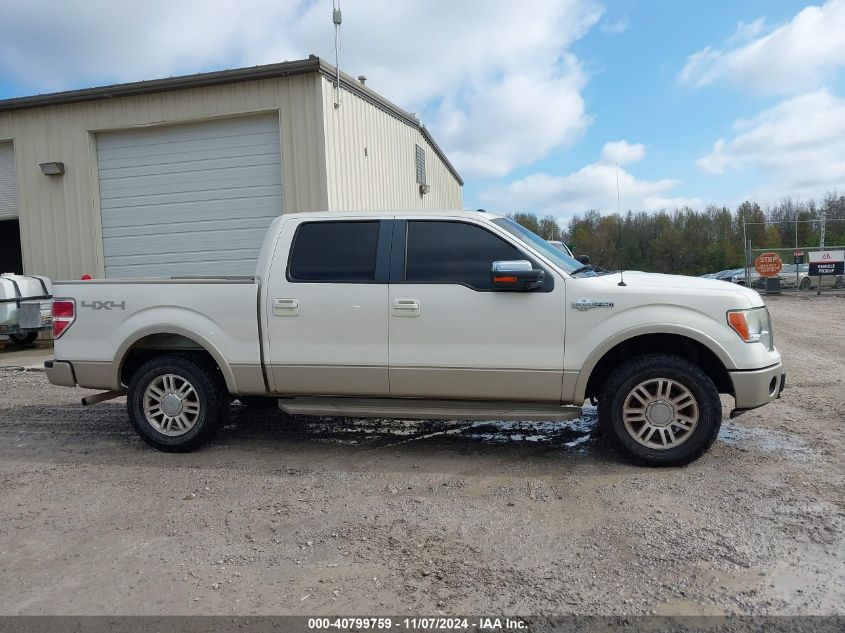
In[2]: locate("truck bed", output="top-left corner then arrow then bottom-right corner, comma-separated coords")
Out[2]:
52,278 -> 262,391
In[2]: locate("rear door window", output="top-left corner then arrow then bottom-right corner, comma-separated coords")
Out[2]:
288,221 -> 380,282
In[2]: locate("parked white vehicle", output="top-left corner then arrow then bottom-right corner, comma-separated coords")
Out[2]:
547,240 -> 574,258
45,210 -> 784,466
0,273 -> 52,345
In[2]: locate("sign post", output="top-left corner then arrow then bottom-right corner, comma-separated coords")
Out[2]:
809,250 -> 844,295
793,250 -> 804,289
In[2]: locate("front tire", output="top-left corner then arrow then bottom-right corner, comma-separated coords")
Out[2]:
799,276 -> 812,290
127,355 -> 228,452
598,354 -> 722,467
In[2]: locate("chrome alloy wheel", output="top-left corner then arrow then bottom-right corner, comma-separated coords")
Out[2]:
142,374 -> 201,436
622,378 -> 699,450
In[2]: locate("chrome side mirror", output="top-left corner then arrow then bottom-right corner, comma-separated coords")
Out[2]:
491,260 -> 545,291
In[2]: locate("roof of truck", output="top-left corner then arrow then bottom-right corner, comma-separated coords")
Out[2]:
286,209 -> 506,220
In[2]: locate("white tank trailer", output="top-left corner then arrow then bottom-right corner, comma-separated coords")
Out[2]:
0,273 -> 53,345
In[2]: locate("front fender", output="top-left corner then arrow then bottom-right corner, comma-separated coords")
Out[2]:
570,323 -> 736,403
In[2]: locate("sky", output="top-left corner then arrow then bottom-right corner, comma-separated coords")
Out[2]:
2,0 -> 845,224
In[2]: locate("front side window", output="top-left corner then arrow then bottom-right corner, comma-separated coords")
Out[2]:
288,221 -> 379,282
405,221 -> 520,290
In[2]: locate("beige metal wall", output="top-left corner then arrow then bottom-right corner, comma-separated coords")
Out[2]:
320,78 -> 462,211
0,74 -> 328,280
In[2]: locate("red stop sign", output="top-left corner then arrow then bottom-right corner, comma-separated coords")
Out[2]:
755,252 -> 783,277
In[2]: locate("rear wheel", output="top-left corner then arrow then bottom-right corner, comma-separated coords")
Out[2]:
799,276 -> 812,290
598,354 -> 722,466
127,355 -> 228,452
10,332 -> 38,346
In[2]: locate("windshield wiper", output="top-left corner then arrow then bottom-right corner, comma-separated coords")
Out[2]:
570,264 -> 594,276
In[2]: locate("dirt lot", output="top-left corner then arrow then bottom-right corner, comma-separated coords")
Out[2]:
0,295 -> 843,616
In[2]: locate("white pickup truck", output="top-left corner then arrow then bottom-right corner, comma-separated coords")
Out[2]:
45,210 -> 784,466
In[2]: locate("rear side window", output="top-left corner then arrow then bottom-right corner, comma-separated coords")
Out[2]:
288,221 -> 379,282
405,221 -> 520,290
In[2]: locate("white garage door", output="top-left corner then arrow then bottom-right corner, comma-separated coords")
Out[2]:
97,114 -> 283,278
0,141 -> 19,221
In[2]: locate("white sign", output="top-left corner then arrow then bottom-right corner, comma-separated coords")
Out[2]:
809,250 -> 844,263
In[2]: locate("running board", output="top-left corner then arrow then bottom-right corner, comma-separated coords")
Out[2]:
278,397 -> 584,421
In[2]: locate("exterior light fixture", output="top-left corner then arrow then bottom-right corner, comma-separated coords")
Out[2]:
39,162 -> 65,176
419,184 -> 431,195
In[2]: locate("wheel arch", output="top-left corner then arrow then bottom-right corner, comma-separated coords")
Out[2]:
575,327 -> 734,403
115,326 -> 236,393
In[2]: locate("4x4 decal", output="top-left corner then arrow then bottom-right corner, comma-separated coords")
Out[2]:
80,300 -> 126,311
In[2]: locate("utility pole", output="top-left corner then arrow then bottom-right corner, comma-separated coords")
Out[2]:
742,219 -> 749,286
820,211 -> 826,249
817,212 -> 826,296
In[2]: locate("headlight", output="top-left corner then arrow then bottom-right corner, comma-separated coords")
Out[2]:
727,307 -> 773,350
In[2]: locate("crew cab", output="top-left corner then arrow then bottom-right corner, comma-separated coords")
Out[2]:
45,210 -> 785,466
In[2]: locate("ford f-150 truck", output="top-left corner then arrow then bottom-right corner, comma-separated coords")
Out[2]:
45,210 -> 785,466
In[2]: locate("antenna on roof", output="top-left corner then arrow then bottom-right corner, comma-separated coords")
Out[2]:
333,0 -> 343,108
616,161 -> 627,287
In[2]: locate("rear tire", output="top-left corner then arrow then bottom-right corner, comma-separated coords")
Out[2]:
799,276 -> 812,290
10,332 -> 38,346
127,355 -> 228,452
598,354 -> 722,467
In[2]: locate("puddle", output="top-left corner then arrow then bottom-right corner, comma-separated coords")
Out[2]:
234,405 -> 600,450
236,405 -> 819,460
718,422 -> 820,462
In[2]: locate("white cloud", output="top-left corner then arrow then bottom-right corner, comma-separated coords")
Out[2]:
697,90 -> 845,199
680,0 -> 845,94
600,140 -> 645,165
480,141 -> 700,215
0,0 -> 603,181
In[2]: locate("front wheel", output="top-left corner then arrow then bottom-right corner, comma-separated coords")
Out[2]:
598,354 -> 722,466
127,355 -> 228,452
799,276 -> 812,290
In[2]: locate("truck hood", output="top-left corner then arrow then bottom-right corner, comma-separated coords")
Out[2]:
583,271 -> 764,307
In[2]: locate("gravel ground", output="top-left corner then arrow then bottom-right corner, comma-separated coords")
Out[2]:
0,295 -> 842,616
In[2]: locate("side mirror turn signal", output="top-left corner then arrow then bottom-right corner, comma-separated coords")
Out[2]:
491,260 -> 545,291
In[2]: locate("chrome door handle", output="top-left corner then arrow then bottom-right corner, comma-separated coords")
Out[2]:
392,298 -> 420,317
273,298 -> 300,317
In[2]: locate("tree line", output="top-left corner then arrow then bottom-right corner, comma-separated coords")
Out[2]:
506,192 -> 845,276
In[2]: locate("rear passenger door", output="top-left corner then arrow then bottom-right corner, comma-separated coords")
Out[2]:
388,219 -> 567,402
264,218 -> 391,396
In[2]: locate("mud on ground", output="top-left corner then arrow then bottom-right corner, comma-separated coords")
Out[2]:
0,295 -> 842,615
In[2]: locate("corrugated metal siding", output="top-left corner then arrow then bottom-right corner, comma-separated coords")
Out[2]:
97,114 -> 283,278
320,78 -> 462,211
0,141 -> 18,220
0,74 -> 326,280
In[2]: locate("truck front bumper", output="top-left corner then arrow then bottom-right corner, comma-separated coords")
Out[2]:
44,359 -> 77,388
729,362 -> 785,417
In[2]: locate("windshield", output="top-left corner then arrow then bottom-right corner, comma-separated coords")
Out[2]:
492,218 -> 587,275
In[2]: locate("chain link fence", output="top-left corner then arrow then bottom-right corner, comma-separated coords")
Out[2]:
741,245 -> 845,294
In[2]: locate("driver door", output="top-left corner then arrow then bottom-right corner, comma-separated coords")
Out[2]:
388,219 -> 567,402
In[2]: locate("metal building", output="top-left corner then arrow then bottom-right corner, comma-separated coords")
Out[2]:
0,56 -> 463,279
